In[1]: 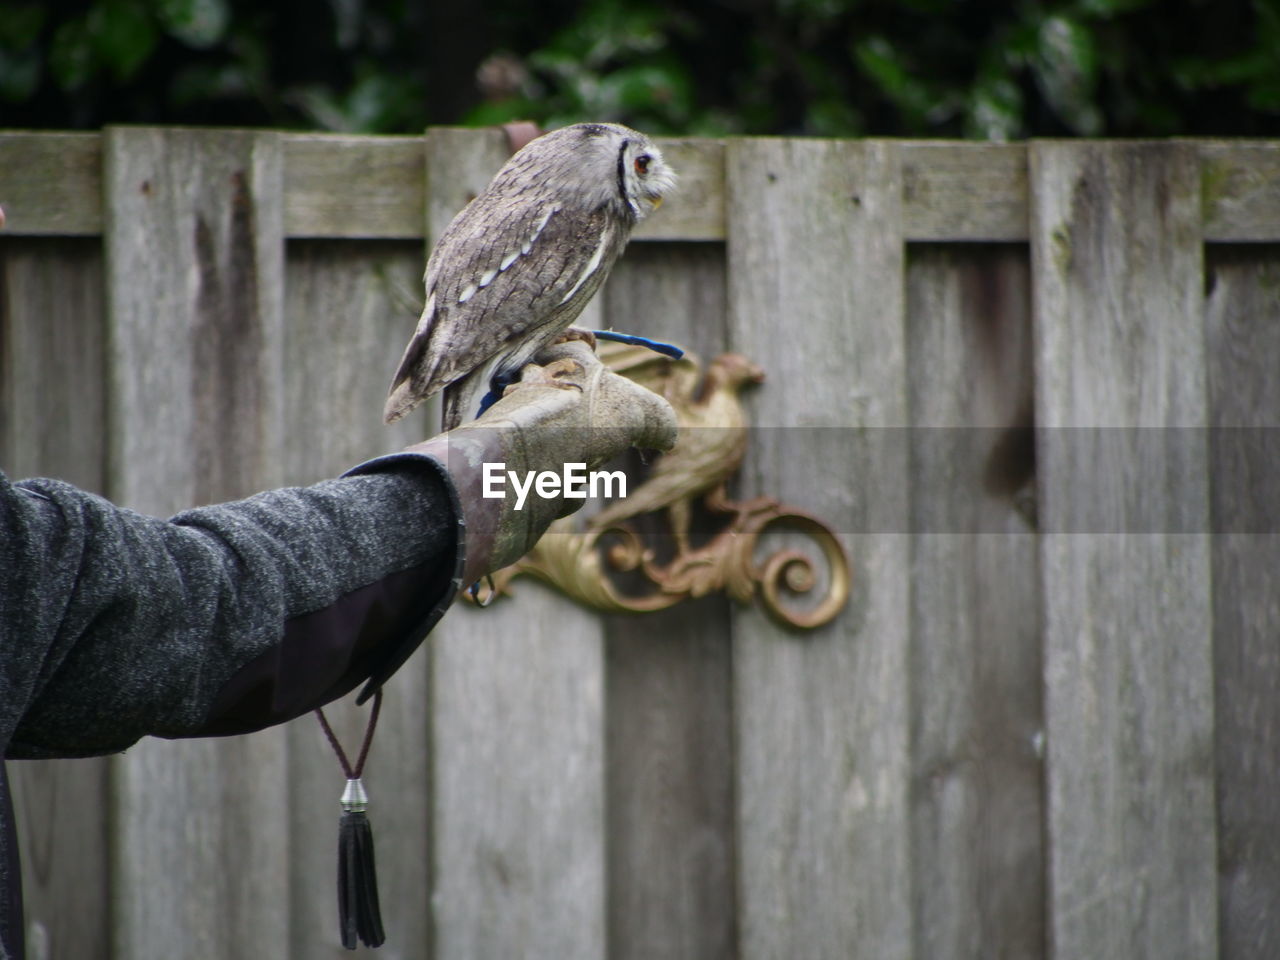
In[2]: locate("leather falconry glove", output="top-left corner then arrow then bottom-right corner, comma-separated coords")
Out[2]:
405,338 -> 678,586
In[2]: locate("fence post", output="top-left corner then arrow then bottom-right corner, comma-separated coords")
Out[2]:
424,127 -> 609,960
1030,141 -> 1217,959
2,235 -> 111,959
726,137 -> 912,959
102,126 -> 290,959
905,245 -> 1044,956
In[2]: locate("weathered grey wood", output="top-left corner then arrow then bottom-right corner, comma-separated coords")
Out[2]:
632,139 -> 725,241
103,126 -> 291,959
0,239 -> 106,488
12,130 -> 1280,960
432,585 -> 607,959
902,142 -> 1028,241
727,138 -> 911,958
602,243 -> 736,960
280,240 -> 428,481
1030,141 -> 1217,959
906,245 -> 1044,959
424,127 -> 509,243
283,134 -> 427,239
604,606 -> 736,960
1204,247 -> 1280,959
280,239 -> 432,958
8,134 -> 1280,243
1200,142 -> 1280,242
1,238 -> 111,960
0,133 -> 102,235
426,128 -> 607,960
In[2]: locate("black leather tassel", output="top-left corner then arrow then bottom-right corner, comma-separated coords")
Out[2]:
316,689 -> 386,950
338,779 -> 385,949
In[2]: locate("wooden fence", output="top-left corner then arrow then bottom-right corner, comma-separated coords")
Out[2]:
1,129 -> 1278,959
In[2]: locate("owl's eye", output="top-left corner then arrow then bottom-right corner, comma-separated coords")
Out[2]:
634,154 -> 651,175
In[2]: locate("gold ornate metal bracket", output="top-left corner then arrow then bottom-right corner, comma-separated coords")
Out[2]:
478,342 -> 851,630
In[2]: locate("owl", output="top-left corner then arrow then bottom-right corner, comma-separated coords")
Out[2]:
383,122 -> 677,430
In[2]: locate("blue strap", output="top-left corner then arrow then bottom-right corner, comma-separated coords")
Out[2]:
592,330 -> 685,359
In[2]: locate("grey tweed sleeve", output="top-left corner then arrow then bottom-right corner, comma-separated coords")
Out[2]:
1,458 -> 462,760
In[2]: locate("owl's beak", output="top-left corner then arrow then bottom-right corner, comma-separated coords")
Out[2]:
649,196 -> 664,210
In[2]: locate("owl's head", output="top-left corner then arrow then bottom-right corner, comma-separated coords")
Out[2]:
524,122 -> 676,222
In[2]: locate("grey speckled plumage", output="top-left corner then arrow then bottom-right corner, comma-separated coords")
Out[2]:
383,122 -> 677,430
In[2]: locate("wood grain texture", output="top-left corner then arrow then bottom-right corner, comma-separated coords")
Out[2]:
426,129 -> 607,960
1030,141 -> 1217,960
8,134 -> 1280,243
280,240 -> 428,482
1200,143 -> 1280,242
1,238 -> 110,960
0,239 -> 106,489
602,242 -> 736,960
0,133 -> 102,235
1204,247 -> 1280,959
902,142 -> 1028,241
280,239 -> 431,958
726,138 -> 911,959
906,245 -> 1044,959
284,134 -> 426,239
633,138 -> 725,241
102,127 -> 291,959
432,586 -> 607,960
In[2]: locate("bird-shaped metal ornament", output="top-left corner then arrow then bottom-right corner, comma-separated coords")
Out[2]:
588,347 -> 766,555
384,122 -> 678,430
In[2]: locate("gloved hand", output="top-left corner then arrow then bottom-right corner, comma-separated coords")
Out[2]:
405,339 -> 678,583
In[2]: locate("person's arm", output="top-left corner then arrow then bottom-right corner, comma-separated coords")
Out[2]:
2,459 -> 461,759
1,339 -> 677,761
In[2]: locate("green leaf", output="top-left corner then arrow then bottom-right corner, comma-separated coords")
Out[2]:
804,97 -> 863,136
1033,14 -> 1102,134
49,18 -> 97,92
0,4 -> 45,50
854,35 -> 933,123
155,0 -> 230,49
967,75 -> 1023,140
87,0 -> 157,82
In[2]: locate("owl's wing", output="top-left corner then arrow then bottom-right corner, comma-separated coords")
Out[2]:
384,196 -> 622,424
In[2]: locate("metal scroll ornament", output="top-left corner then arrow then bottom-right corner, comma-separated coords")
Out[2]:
480,342 -> 851,630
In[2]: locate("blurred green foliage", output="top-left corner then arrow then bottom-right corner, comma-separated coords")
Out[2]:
1,0 -> 1277,136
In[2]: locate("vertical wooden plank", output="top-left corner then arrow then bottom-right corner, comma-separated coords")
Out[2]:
602,243 -> 737,960
281,238 -> 433,959
103,127 -> 290,959
280,240 -> 429,485
1030,142 -> 1217,959
906,245 -> 1044,959
0,239 -> 107,489
432,588 -> 606,959
1205,247 -> 1280,959
1,238 -> 111,960
726,138 -> 911,958
426,128 -> 607,960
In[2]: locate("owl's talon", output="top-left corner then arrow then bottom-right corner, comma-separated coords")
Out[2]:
554,328 -> 598,350
503,357 -> 584,397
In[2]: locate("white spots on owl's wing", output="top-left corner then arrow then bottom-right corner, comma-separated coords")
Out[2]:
559,229 -> 610,305
413,292 -> 437,335
453,204 -> 559,306
523,207 -> 555,254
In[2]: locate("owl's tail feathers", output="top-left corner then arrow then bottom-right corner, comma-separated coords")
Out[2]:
383,380 -> 420,424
